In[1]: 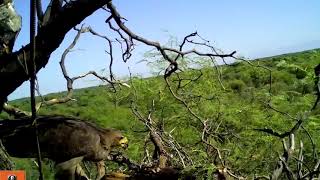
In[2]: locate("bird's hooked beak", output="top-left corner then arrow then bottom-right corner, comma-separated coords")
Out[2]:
118,137 -> 128,149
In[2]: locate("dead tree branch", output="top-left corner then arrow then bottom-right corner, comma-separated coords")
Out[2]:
106,1 -> 236,79
254,118 -> 302,139
312,63 -> 320,110
2,24 -> 132,116
0,0 -> 113,105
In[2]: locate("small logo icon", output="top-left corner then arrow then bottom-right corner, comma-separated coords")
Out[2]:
7,175 -> 16,180
0,171 -> 25,180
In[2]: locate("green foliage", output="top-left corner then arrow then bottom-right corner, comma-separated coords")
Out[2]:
228,79 -> 246,92
1,49 -> 320,179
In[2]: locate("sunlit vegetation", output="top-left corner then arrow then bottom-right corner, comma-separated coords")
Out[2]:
1,48 -> 320,179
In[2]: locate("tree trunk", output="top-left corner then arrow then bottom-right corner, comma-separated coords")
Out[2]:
0,0 -> 111,107
0,0 -> 111,172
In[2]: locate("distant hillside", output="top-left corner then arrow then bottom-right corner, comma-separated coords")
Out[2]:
1,48 -> 320,179
258,47 -> 320,59
252,41 -> 320,58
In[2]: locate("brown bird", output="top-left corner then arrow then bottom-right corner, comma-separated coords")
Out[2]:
0,115 -> 128,180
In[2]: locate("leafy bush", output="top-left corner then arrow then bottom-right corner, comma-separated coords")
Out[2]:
228,79 -> 246,92
2,49 -> 320,179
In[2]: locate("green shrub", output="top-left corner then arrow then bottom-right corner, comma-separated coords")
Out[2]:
271,82 -> 289,94
272,71 -> 294,85
249,69 -> 270,88
295,68 -> 308,79
228,79 -> 246,92
294,80 -> 313,94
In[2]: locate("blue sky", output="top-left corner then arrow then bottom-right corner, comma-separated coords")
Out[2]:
8,0 -> 320,100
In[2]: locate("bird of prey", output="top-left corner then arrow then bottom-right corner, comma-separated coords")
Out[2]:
0,115 -> 128,180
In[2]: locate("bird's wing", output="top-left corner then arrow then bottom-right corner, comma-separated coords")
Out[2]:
0,116 -> 102,162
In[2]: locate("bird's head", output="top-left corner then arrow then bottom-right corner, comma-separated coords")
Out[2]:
108,130 -> 129,149
116,135 -> 129,149
100,129 -> 129,152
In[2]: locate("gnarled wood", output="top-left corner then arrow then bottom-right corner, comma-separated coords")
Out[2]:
0,0 -> 111,107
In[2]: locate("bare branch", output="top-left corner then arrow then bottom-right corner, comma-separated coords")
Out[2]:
106,1 -> 236,78
2,103 -> 31,118
0,0 -> 112,103
254,119 -> 302,138
311,63 -> 320,110
35,25 -> 130,110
